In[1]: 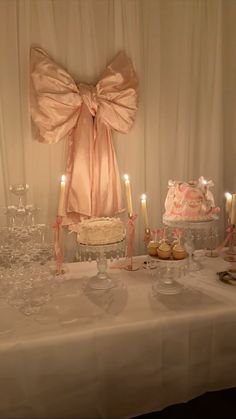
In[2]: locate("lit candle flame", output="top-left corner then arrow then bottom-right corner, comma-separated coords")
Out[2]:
123,174 -> 133,215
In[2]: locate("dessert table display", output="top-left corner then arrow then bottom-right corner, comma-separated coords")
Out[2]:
0,254 -> 236,419
5,42 -> 230,418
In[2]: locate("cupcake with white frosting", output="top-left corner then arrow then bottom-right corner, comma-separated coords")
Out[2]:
157,242 -> 171,259
172,243 -> 187,260
147,241 -> 159,256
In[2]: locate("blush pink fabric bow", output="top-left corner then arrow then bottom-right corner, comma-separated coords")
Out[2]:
30,47 -> 138,225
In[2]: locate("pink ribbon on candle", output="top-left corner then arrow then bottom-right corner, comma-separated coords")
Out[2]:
143,230 -> 152,245
159,228 -> 166,241
127,214 -> 138,258
172,228 -> 181,240
217,225 -> 236,252
52,216 -> 64,272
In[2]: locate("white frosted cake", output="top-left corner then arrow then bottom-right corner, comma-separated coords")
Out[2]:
163,176 -> 220,222
77,217 -> 125,245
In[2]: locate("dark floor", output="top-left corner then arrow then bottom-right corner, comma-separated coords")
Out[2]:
135,388 -> 236,418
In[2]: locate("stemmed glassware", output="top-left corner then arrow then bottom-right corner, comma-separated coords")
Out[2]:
9,183 -> 29,208
184,230 -> 200,271
0,184 -> 55,315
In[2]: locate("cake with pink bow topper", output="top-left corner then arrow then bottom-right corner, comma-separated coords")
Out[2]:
163,177 -> 220,223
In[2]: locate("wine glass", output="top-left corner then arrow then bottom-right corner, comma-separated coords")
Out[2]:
184,231 -> 200,271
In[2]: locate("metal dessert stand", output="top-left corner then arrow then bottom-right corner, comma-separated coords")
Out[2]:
77,239 -> 126,290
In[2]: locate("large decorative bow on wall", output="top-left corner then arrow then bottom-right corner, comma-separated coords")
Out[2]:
30,47 -> 138,226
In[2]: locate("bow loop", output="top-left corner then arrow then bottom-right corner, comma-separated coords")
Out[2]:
79,83 -> 98,116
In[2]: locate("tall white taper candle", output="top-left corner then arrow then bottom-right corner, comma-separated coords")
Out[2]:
123,174 -> 133,216
58,175 -> 66,216
230,193 -> 236,225
141,194 -> 149,228
225,192 -> 232,221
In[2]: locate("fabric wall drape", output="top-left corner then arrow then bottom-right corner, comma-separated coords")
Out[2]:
0,0 -> 228,258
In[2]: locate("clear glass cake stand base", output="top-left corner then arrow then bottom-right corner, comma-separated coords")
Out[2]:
153,279 -> 183,295
151,257 -> 188,295
78,240 -> 126,290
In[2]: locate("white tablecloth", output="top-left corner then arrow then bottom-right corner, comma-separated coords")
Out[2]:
0,255 -> 236,418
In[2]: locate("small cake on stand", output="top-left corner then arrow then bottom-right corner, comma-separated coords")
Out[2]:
75,217 -> 126,290
162,177 -> 220,269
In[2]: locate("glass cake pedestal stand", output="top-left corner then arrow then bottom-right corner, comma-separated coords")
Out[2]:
151,257 -> 188,295
78,239 -> 126,290
163,218 -> 219,271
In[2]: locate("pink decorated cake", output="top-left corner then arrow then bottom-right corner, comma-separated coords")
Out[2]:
163,177 -> 220,222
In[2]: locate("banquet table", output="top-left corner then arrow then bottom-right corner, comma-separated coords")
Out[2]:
1,254 -> 236,419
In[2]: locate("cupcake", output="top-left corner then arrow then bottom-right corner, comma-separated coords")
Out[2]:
157,242 -> 171,259
172,243 -> 187,260
147,241 -> 159,256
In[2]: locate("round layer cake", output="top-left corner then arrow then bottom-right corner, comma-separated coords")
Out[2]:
163,177 -> 220,222
77,217 -> 125,245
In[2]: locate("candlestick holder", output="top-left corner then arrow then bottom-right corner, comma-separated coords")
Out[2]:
124,213 -> 141,271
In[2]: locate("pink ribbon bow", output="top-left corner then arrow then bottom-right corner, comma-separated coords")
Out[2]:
127,214 -> 138,258
30,48 -> 138,225
143,230 -> 152,245
159,228 -> 166,241
52,216 -> 64,271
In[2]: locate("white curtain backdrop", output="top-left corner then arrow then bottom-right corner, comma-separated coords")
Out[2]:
0,0 -> 230,259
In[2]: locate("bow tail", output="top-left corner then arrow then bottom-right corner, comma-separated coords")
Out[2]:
63,105 -> 94,226
92,120 -> 124,217
62,107 -> 125,225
